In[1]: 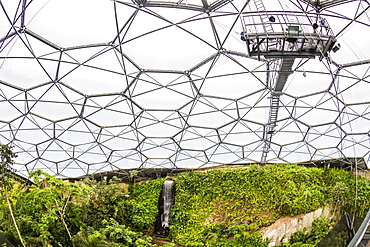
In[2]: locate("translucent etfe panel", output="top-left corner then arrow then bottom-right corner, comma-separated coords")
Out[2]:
133,87 -> 191,110
56,119 -> 98,146
139,138 -> 178,159
59,46 -> 107,67
173,150 -> 208,168
0,99 -> 23,122
207,144 -> 243,164
0,0 -> 22,37
26,0 -> 117,47
293,93 -> 341,125
340,104 -> 370,134
200,57 -> 265,99
328,5 -> 370,64
110,151 -> 144,169
138,111 -> 182,137
238,92 -> 270,124
138,121 -> 181,138
346,103 -> 370,119
60,63 -> 127,95
141,158 -> 174,169
0,38 -> 52,87
27,84 -> 82,121
131,73 -> 192,110
85,163 -> 117,175
0,123 -> 12,143
284,63 -> 333,97
0,65 -> 35,89
54,160 -> 89,178
335,69 -> 370,104
321,1 -> 364,32
175,126 -> 218,150
279,143 -> 315,163
201,97 -> 237,115
243,141 -> 265,161
0,33 -> 61,82
103,138 -> 138,153
212,11 -> 246,52
85,97 -> 140,127
273,120 -> 307,145
186,103 -> 235,128
83,47 -> 134,76
26,159 -> 58,175
75,144 -> 110,165
340,64 -> 370,83
218,121 -> 261,146
121,9 -> 215,70
12,141 -> 37,164
10,115 -> 53,144
306,124 -> 344,149
172,10 -> 216,46
37,140 -> 73,162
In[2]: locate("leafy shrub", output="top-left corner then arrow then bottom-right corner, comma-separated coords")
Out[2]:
0,162 -> 369,247
279,182 -> 325,216
0,170 -> 164,246
71,228 -> 112,247
125,178 -> 165,232
102,218 -> 153,246
170,165 -> 370,246
280,217 -> 333,247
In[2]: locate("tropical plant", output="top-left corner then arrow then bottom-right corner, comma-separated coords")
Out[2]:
0,162 -> 369,247
280,217 -> 334,246
169,164 -> 370,246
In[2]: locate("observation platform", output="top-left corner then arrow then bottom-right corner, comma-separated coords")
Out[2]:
241,9 -> 339,163
241,12 -> 339,60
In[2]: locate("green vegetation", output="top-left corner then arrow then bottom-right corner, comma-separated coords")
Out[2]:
1,145 -> 370,246
279,217 -> 334,247
169,164 -> 370,246
1,169 -> 164,247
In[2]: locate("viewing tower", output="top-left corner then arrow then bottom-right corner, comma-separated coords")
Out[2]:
241,0 -> 339,163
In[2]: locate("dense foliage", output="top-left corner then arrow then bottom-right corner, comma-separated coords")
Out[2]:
1,144 -> 369,247
0,166 -> 165,246
279,217 -> 334,247
169,164 -> 370,246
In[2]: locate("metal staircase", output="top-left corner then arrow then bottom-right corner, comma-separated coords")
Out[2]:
274,58 -> 295,94
252,0 -> 277,53
261,95 -> 279,162
253,0 -> 274,33
261,57 -> 295,163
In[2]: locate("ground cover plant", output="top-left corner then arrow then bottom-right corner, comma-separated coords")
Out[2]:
169,164 -> 370,246
1,145 -> 370,246
279,217 -> 334,247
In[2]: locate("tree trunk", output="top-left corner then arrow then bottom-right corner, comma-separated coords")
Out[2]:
4,187 -> 26,247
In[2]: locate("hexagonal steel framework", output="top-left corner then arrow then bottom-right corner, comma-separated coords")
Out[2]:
0,0 -> 369,178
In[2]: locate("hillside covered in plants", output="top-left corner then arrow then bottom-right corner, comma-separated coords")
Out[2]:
170,164 -> 370,246
1,158 -> 370,246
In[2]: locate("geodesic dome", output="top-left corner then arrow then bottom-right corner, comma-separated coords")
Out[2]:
1,0 -> 370,178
